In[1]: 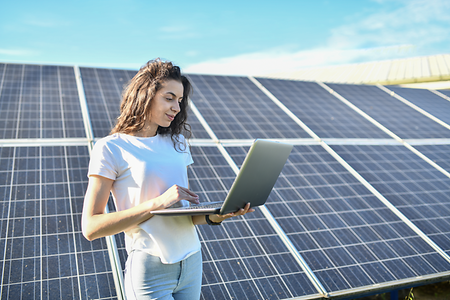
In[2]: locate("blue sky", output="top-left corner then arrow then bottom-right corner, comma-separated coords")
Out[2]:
1,0 -> 449,76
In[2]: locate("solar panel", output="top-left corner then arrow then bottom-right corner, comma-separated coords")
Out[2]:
2,61 -> 450,299
188,74 -> 310,140
0,145 -> 117,299
386,86 -> 450,126
0,64 -> 85,140
331,144 -> 450,258
255,78 -> 391,139
227,144 -> 450,294
327,83 -> 450,139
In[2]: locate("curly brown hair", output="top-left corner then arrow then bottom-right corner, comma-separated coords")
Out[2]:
110,59 -> 192,151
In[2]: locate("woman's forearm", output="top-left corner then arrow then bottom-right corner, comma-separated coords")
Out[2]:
82,175 -> 160,241
82,202 -> 156,241
192,215 -> 207,225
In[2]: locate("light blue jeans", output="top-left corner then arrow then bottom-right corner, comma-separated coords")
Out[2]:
124,250 -> 202,300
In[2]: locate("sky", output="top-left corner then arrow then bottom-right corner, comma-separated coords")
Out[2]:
0,0 -> 449,76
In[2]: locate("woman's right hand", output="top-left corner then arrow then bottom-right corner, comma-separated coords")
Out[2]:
157,185 -> 199,209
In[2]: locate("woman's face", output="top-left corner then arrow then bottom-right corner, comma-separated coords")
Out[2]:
146,79 -> 184,135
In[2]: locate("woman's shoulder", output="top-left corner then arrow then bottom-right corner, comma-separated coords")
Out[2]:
158,133 -> 190,152
93,134 -> 126,150
158,133 -> 187,143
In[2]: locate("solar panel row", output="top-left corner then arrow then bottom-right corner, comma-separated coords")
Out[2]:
1,62 -> 450,299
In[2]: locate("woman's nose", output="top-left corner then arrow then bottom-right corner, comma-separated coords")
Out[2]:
172,101 -> 180,112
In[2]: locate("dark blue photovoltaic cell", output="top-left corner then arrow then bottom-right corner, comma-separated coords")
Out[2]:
328,83 -> 450,139
331,144 -> 450,257
387,86 -> 450,125
256,78 -> 391,139
0,146 -> 117,299
413,144 -> 450,173
0,64 -> 85,139
227,145 -> 450,293
188,74 -> 310,139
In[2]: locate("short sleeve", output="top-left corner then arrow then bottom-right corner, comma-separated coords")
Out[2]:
88,138 -> 118,180
179,134 -> 193,167
185,144 -> 194,167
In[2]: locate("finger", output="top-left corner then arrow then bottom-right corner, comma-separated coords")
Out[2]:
240,204 -> 255,216
179,186 -> 198,198
216,213 -> 234,220
176,186 -> 199,204
184,195 -> 199,205
239,203 -> 251,214
233,209 -> 245,216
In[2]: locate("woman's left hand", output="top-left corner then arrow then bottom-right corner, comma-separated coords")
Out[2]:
209,202 -> 255,223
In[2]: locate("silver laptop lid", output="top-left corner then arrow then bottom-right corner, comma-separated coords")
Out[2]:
219,139 -> 293,214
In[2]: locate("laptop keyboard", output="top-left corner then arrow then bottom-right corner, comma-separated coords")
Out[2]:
186,202 -> 222,209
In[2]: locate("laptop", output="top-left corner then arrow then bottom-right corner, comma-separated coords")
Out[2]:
151,139 -> 293,216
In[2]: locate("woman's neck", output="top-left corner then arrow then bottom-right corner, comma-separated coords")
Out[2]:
130,123 -> 158,137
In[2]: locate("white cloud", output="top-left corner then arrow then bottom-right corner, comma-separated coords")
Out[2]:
184,45 -> 415,76
328,0 -> 450,49
185,0 -> 450,76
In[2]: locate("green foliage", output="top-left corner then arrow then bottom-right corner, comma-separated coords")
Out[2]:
404,288 -> 414,300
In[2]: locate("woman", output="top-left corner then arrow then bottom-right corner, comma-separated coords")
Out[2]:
81,58 -> 253,299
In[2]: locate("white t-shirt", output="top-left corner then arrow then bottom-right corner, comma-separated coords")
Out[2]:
88,133 -> 200,263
